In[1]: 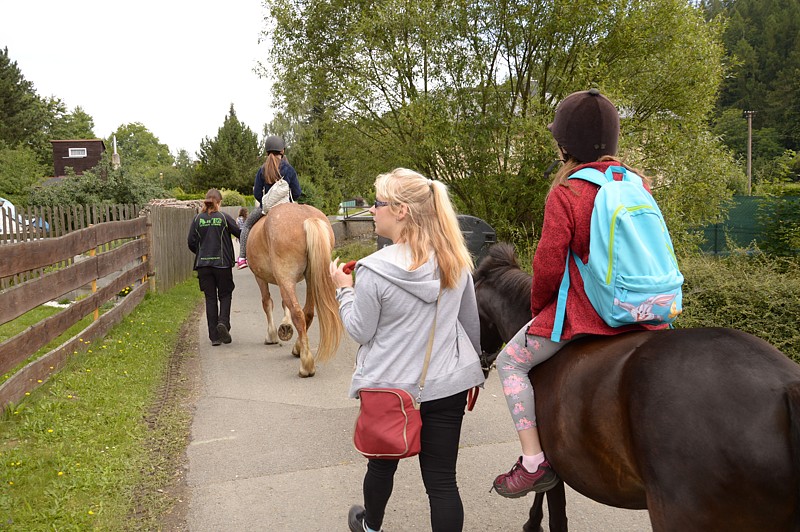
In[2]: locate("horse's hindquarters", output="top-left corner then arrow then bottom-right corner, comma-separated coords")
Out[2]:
534,328 -> 800,529
533,332 -> 650,508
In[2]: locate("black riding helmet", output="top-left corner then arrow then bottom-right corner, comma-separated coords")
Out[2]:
264,135 -> 285,154
548,88 -> 619,164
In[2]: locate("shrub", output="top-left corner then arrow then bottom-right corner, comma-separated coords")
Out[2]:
678,253 -> 800,362
221,189 -> 247,207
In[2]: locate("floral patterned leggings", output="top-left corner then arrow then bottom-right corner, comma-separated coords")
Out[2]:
497,319 -> 568,431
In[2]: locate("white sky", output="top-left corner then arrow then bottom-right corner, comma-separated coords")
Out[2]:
1,0 -> 275,158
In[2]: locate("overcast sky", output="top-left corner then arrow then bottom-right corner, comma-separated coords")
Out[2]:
2,0 -> 274,158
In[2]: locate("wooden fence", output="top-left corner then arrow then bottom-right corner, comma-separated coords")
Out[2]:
0,217 -> 150,407
0,202 -> 205,408
146,205 -> 199,292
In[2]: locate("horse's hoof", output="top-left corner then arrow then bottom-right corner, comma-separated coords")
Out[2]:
278,324 -> 293,341
264,338 -> 278,345
298,370 -> 315,378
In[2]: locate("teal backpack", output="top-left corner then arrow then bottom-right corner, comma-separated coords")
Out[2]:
551,165 -> 683,342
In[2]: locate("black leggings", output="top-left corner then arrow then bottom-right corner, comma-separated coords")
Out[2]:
362,390 -> 468,532
197,267 -> 234,341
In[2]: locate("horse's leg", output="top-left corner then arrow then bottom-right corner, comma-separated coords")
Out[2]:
546,481 -> 568,532
523,493 -> 545,532
255,277 -> 278,345
278,301 -> 294,343
302,289 -> 315,341
277,282 -> 314,377
521,480 -> 567,532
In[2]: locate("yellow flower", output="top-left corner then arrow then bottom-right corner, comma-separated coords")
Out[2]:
8,481 -> 12,485
58,471 -> 63,476
47,429 -> 53,433
37,379 -> 42,383
25,392 -> 30,396
88,510 -> 94,515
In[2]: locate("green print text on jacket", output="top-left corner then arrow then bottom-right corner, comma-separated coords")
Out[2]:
187,212 -> 241,269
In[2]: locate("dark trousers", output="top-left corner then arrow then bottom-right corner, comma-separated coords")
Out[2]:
363,390 -> 468,532
197,267 -> 235,341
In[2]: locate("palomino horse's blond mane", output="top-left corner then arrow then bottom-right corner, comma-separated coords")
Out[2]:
246,203 -> 343,377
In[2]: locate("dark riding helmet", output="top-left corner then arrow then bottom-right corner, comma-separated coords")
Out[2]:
548,88 -> 619,164
265,135 -> 285,154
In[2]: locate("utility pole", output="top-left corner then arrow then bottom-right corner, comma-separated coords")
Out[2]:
743,110 -> 756,195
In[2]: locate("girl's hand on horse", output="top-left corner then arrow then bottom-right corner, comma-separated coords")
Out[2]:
329,257 -> 354,289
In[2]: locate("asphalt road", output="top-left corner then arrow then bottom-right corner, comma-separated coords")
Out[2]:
185,264 -> 652,531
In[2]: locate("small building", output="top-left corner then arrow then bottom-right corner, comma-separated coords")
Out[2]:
50,139 -> 105,177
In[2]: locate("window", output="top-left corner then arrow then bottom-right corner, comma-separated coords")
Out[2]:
68,148 -> 87,158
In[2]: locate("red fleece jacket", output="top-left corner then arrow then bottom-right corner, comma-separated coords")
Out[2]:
527,160 -> 668,340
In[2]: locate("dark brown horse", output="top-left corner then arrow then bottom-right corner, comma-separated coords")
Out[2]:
474,242 -> 800,532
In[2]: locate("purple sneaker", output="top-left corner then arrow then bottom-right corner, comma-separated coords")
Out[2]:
492,457 -> 559,498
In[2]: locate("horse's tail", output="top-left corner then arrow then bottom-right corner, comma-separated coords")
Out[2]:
304,217 -> 343,363
787,382 -> 800,529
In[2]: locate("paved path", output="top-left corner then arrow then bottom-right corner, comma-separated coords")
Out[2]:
185,265 -> 652,531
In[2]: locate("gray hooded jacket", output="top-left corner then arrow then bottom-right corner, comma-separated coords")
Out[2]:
336,243 -> 485,401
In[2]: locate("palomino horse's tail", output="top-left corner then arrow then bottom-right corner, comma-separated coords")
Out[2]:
304,217 -> 343,363
788,382 -> 800,529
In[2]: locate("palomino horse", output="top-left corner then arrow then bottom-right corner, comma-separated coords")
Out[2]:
246,203 -> 343,377
474,242 -> 800,532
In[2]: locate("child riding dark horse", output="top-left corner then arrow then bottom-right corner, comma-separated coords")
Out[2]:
476,242 -> 800,531
492,89 -> 679,498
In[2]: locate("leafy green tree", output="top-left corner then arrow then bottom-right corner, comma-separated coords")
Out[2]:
166,148 -> 198,193
195,104 -> 262,194
107,122 -> 173,174
0,47 -> 42,149
264,0 -> 735,248
712,0 -> 800,151
46,103 -> 95,141
0,145 -> 49,201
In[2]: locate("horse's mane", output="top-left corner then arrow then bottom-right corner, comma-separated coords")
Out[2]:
474,242 -> 532,297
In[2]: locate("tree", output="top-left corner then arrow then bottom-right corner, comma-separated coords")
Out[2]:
46,103 -> 95,141
263,0 -> 735,249
0,47 -> 43,149
0,145 -> 49,201
107,122 -> 173,173
713,0 -> 800,151
194,104 -> 262,194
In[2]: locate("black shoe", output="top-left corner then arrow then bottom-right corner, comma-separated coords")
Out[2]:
216,323 -> 231,344
348,505 -> 383,532
211,339 -> 222,346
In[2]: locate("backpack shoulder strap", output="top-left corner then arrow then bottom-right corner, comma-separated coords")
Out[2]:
551,252 -> 572,343
569,165 -> 644,187
568,167 -> 608,187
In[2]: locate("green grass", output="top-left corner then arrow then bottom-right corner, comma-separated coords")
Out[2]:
0,280 -> 203,531
333,237 -> 377,264
1,305 -> 110,382
0,238 -> 372,530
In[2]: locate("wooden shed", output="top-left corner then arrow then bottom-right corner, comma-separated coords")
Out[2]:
51,139 -> 106,177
